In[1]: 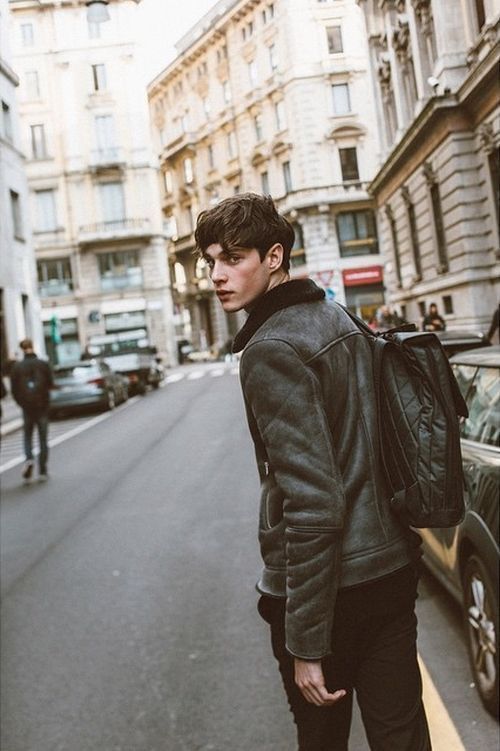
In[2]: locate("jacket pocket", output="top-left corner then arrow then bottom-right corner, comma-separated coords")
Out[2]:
260,479 -> 284,530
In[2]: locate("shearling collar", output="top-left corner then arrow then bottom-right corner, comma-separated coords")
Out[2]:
233,278 -> 325,352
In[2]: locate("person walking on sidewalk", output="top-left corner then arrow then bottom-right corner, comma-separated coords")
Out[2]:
10,339 -> 54,481
195,193 -> 431,751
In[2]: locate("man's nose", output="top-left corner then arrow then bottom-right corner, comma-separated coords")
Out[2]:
211,261 -> 227,282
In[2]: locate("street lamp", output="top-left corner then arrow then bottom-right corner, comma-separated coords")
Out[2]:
86,0 -> 110,23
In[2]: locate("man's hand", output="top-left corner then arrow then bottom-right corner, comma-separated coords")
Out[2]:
294,658 -> 346,706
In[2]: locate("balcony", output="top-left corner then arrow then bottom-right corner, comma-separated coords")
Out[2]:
38,280 -> 73,298
89,147 -> 126,172
78,218 -> 152,246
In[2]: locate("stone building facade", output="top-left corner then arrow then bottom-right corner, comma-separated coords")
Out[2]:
8,0 -> 176,366
358,0 -> 499,329
148,0 -> 387,352
0,0 -> 44,366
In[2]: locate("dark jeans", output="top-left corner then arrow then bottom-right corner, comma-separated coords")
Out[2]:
258,566 -> 431,751
23,408 -> 49,473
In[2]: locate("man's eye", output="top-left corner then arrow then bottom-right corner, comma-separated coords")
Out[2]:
228,256 -> 240,264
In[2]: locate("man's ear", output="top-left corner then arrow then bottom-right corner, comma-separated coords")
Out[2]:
267,243 -> 284,271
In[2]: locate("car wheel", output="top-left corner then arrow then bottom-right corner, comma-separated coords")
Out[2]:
462,553 -> 499,717
107,390 -> 116,410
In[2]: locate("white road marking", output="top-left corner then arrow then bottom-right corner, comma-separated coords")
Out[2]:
187,370 -> 205,380
418,655 -> 466,750
210,368 -> 225,377
0,398 -> 140,474
165,373 -> 185,384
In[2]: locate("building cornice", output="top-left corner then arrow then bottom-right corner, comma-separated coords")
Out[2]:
369,39 -> 500,201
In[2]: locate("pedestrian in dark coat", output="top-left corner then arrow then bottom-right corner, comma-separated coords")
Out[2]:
194,194 -> 431,751
10,339 -> 53,481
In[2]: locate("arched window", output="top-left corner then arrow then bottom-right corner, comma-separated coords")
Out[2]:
290,222 -> 306,268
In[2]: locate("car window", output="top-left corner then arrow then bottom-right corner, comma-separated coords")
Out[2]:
55,365 -> 97,381
451,364 -> 477,400
461,366 -> 500,447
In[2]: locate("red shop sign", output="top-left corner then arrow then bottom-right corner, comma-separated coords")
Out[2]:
342,265 -> 383,287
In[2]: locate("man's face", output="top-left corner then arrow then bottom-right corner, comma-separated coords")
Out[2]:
203,244 -> 278,312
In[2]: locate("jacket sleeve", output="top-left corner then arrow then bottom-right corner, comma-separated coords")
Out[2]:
240,338 -> 345,659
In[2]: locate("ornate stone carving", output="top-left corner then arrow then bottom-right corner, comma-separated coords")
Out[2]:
422,161 -> 436,185
392,18 -> 412,64
377,56 -> 393,101
478,122 -> 496,154
411,0 -> 434,36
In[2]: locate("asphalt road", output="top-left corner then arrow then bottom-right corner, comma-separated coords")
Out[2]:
0,364 -> 498,751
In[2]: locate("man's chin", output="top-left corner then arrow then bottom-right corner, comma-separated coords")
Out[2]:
219,297 -> 243,312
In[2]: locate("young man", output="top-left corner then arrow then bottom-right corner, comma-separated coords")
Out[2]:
195,194 -> 431,751
10,339 -> 53,481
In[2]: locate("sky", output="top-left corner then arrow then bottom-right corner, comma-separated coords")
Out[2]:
137,0 -> 220,82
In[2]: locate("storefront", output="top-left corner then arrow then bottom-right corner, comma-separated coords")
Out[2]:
342,266 -> 385,322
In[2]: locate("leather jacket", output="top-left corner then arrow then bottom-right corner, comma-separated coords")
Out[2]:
234,279 -> 414,660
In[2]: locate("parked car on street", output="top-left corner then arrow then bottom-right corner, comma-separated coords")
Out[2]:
435,328 -> 490,357
49,360 -> 129,416
420,345 -> 499,717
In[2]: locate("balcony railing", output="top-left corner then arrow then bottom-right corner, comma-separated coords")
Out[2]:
89,147 -> 125,170
78,218 -> 152,245
38,280 -> 73,298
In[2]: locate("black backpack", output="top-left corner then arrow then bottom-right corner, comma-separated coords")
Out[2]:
16,361 -> 46,409
342,308 -> 468,528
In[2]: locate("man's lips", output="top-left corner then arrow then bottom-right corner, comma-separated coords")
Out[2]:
216,290 -> 233,299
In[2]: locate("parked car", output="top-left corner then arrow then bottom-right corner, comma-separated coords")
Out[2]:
420,345 -> 499,716
434,328 -> 490,357
49,360 -> 129,416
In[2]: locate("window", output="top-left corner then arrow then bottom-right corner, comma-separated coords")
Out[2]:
21,23 -> 34,46
164,169 -> 173,194
10,190 -> 23,239
488,148 -> 499,226
98,250 -> 142,291
208,143 -> 215,170
254,114 -> 263,142
35,189 -> 57,232
222,80 -> 231,105
326,26 -> 343,54
25,71 -> 40,99
402,187 -> 422,279
332,83 -> 351,115
429,182 -> 448,272
442,295 -> 453,315
475,0 -> 486,30
283,161 -> 292,192
31,124 -> 47,159
268,44 -> 278,72
183,157 -> 194,184
1,101 -> 12,142
88,19 -> 101,39
37,258 -> 73,297
290,223 -> 306,268
99,182 -> 125,224
274,100 -> 286,131
261,171 -> 270,195
95,114 -> 116,149
460,366 -> 499,447
336,210 -> 378,257
227,130 -> 236,159
339,147 -> 359,182
385,206 -> 402,285
91,64 -> 107,92
248,60 -> 258,87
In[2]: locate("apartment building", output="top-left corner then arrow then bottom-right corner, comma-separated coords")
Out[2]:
8,0 -> 176,366
148,0 -> 385,352
1,0 -> 43,366
358,0 -> 499,329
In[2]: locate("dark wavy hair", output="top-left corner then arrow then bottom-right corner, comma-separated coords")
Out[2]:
194,193 -> 294,272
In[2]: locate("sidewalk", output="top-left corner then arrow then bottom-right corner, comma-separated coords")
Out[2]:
1,394 -> 23,437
